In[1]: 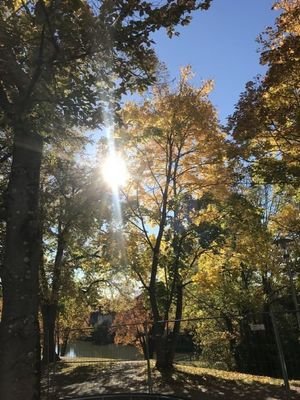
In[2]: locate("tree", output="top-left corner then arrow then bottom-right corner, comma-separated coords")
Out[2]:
188,176 -> 300,376
225,1 -> 300,374
0,1 -> 213,398
113,295 -> 153,359
119,67 -> 227,369
227,0 -> 300,186
56,282 -> 92,357
190,189 -> 274,371
39,152 -> 110,364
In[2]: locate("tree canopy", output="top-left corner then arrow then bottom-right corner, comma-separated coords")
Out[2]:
116,67 -> 228,368
228,0 -> 300,186
0,1 -> 300,398
0,2 -> 214,399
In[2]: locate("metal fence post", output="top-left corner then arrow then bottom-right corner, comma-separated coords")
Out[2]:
286,255 -> 300,333
270,306 -> 290,399
45,329 -> 50,400
145,321 -> 153,394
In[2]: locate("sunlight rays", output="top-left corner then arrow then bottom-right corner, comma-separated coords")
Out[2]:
100,105 -> 128,258
101,151 -> 129,191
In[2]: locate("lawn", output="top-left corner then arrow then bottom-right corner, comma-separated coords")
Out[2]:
42,358 -> 300,400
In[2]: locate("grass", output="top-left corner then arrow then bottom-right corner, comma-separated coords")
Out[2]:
42,358 -> 300,400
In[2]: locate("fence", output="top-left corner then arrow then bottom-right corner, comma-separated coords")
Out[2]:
41,311 -> 300,400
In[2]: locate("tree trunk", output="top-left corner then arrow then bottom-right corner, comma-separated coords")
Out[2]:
0,129 -> 43,400
60,328 -> 71,357
155,334 -> 171,370
41,231 -> 66,364
140,330 -> 154,360
222,314 -> 237,369
155,284 -> 183,370
41,303 -> 59,363
155,334 -> 178,370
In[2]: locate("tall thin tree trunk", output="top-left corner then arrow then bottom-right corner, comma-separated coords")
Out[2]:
41,303 -> 59,363
41,232 -> 65,364
167,283 -> 183,365
60,328 -> 71,357
0,128 -> 43,400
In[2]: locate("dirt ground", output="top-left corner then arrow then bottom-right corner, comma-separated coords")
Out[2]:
42,360 -> 300,400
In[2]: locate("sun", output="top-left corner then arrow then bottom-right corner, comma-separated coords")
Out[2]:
101,153 -> 129,189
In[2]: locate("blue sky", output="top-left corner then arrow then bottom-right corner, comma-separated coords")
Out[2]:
152,0 -> 279,124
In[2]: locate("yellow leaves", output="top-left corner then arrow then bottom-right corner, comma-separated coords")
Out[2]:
273,0 -> 299,11
11,0 -> 24,11
192,203 -> 217,226
8,0 -> 50,13
180,65 -> 195,83
193,223 -> 271,293
242,2 -> 300,186
179,65 -> 214,97
273,0 -> 300,36
271,202 -> 300,235
122,69 -> 226,205
177,364 -> 285,386
193,253 -> 224,291
194,269 -> 218,290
